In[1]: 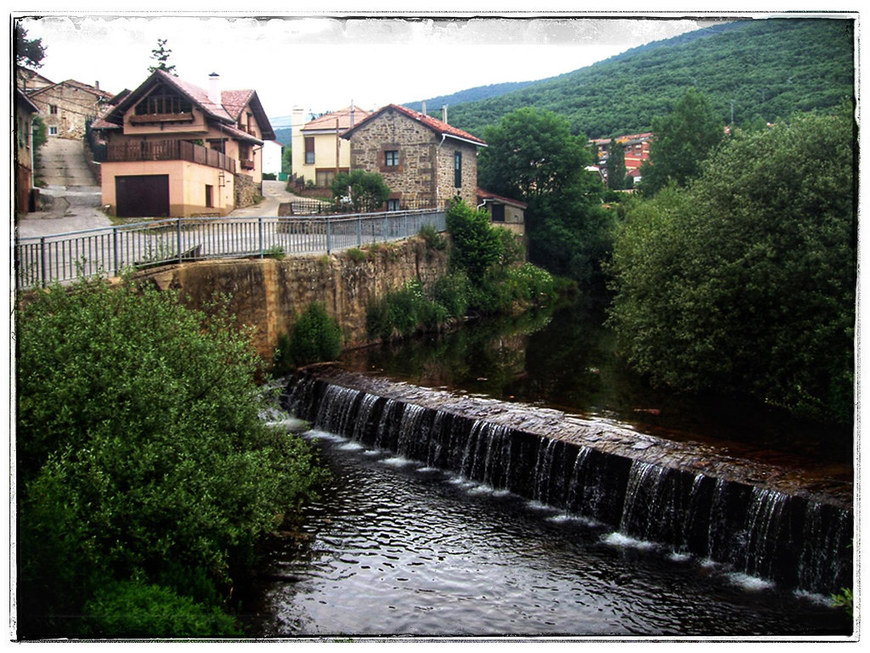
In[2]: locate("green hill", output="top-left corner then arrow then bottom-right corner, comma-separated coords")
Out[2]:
447,18 -> 854,140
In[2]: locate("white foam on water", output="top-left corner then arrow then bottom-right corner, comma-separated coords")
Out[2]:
794,590 -> 835,607
526,500 -> 557,512
548,513 -> 601,527
668,552 -> 692,563
338,441 -> 365,451
602,532 -> 657,550
416,467 -> 440,474
305,429 -> 346,443
725,572 -> 775,591
380,456 -> 415,468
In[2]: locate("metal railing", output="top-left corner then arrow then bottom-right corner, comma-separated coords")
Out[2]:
14,208 -> 447,289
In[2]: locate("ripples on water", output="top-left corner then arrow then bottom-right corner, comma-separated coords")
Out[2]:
246,429 -> 851,638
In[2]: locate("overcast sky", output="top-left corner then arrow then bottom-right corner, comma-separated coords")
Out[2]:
16,12 -> 729,122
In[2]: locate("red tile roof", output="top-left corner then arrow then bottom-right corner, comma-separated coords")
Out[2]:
476,188 -> 527,209
343,104 -> 486,146
303,106 -> 372,132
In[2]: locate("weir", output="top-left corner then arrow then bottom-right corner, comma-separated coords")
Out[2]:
281,365 -> 853,597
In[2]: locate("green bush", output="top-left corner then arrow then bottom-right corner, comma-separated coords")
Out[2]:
418,224 -> 447,251
445,199 -> 504,282
287,302 -> 343,367
16,278 -> 326,637
346,247 -> 368,263
430,272 -> 471,319
504,263 -> 557,304
608,107 -> 855,424
82,579 -> 241,638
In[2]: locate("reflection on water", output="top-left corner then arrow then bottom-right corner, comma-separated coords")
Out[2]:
340,298 -> 852,466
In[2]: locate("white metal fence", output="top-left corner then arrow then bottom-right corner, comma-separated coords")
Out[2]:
14,209 -> 446,289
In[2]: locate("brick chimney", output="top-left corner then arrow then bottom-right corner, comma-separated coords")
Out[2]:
208,72 -> 221,106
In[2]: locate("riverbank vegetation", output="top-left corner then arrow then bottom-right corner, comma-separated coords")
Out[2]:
365,200 -> 560,343
16,278 -> 327,638
608,105 -> 855,425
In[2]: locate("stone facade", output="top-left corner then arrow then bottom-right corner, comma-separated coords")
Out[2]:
345,106 -> 483,208
28,80 -> 113,140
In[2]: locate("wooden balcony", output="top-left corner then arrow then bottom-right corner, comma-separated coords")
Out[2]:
129,112 -> 194,125
240,158 -> 255,170
106,139 -> 236,174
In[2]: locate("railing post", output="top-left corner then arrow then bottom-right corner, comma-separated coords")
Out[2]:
258,217 -> 264,258
176,218 -> 182,264
112,226 -> 119,276
357,214 -> 362,247
326,216 -> 332,254
39,237 -> 47,287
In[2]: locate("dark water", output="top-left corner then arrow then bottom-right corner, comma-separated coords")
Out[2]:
246,427 -> 852,638
340,299 -> 853,468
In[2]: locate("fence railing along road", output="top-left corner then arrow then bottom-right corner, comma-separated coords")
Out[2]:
15,208 -> 446,289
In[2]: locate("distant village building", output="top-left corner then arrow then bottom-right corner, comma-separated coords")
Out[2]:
589,132 -> 652,187
27,78 -> 115,140
476,188 -> 527,241
291,105 -> 371,188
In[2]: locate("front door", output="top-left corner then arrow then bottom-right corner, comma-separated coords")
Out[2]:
115,174 -> 170,218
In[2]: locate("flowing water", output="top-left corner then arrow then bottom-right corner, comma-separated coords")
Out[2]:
246,299 -> 853,638
245,426 -> 851,637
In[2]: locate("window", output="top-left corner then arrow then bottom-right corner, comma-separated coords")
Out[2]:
49,104 -> 58,115
48,126 -> 58,136
454,151 -> 462,188
491,204 -> 505,222
305,137 -> 315,164
205,185 -> 214,208
387,198 -> 400,212
385,150 -> 399,167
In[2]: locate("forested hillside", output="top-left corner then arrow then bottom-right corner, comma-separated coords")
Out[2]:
447,18 -> 854,140
403,80 -> 536,114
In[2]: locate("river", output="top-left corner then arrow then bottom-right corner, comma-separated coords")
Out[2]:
244,298 -> 853,638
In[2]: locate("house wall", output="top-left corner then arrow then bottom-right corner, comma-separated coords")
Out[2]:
294,130 -> 351,186
349,110 -> 480,208
31,83 -> 106,139
101,160 -> 235,216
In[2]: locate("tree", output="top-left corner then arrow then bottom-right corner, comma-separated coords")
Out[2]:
606,143 -> 627,190
478,107 -> 614,284
330,169 -> 390,212
14,23 -> 46,68
148,38 -> 177,75
16,277 -> 326,637
639,88 -> 724,196
445,199 -> 504,282
608,106 -> 855,424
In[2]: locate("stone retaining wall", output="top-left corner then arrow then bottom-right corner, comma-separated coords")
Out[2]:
133,236 -> 450,359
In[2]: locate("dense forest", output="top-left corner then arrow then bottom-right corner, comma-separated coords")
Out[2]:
437,18 -> 853,140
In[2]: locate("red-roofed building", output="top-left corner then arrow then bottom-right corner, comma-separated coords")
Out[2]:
590,132 -> 652,188
93,70 -> 275,217
476,188 -> 526,242
27,78 -> 114,140
341,104 -> 486,209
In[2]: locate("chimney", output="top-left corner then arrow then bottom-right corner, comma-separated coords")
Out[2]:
350,99 -> 355,128
442,105 -> 448,124
421,100 -> 427,115
208,72 -> 221,106
95,80 -> 100,90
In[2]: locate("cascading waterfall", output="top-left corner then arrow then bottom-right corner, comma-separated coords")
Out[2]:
281,371 -> 852,596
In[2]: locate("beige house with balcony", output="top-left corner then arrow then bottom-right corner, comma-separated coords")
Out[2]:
92,70 -> 274,217
291,105 -> 370,188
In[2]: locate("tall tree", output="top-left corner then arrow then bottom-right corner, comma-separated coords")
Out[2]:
148,38 -> 177,75
14,23 -> 46,68
479,107 -> 613,284
608,106 -> 855,424
606,142 -> 628,190
639,88 -> 724,196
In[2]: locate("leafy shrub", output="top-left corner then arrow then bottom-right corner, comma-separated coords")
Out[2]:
608,107 -> 855,423
330,170 -> 391,212
366,280 -> 450,341
430,272 -> 471,319
287,302 -> 343,366
445,199 -> 504,281
418,224 -> 447,251
82,579 -> 241,638
16,278 -> 326,637
346,247 -> 368,263
504,263 -> 557,304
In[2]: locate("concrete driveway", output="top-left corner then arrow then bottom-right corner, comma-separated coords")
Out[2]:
16,179 -> 301,240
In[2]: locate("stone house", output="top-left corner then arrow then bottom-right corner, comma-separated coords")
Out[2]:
27,78 -> 115,140
16,66 -> 54,93
341,104 -> 486,209
14,88 -> 40,214
291,105 -> 370,188
92,70 -> 275,218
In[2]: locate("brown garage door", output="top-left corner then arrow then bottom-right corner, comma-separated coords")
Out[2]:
116,174 -> 170,218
